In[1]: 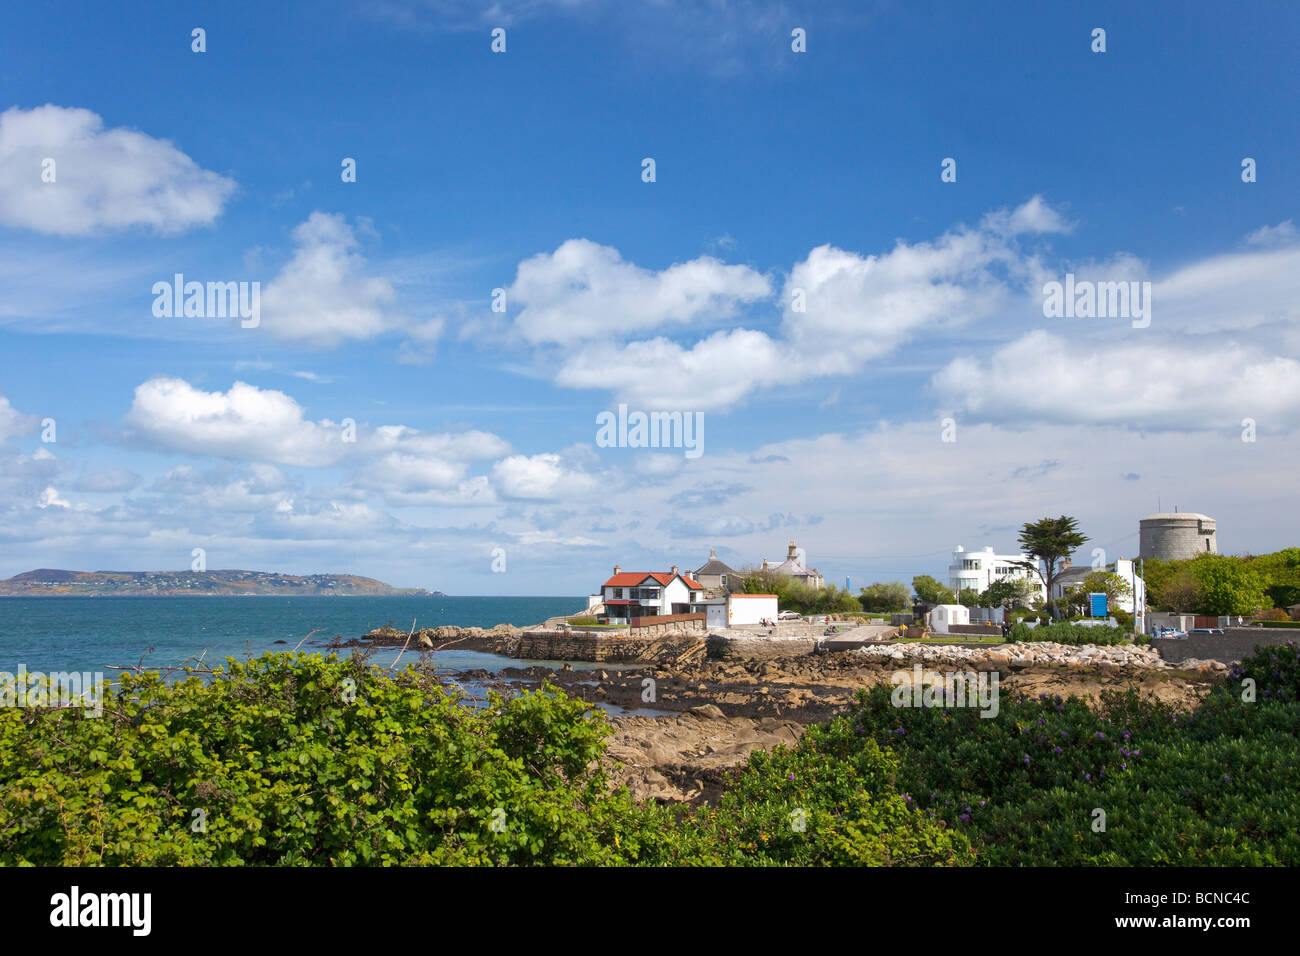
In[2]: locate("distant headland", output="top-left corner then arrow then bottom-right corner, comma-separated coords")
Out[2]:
0,569 -> 438,597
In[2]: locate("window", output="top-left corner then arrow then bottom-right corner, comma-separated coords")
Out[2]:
720,574 -> 727,587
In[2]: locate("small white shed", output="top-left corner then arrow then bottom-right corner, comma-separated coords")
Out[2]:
928,604 -> 970,634
727,594 -> 779,626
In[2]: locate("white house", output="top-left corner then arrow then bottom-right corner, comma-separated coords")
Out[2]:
1051,558 -> 1146,620
947,546 -> 1046,603
595,565 -> 704,624
928,604 -> 970,634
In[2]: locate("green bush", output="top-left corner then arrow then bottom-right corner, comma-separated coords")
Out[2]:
1254,608 -> 1289,622
1015,622 -> 1131,646
0,653 -> 670,866
737,570 -> 859,616
840,641 -> 1300,865
0,652 -> 970,867
6,643 -> 1297,867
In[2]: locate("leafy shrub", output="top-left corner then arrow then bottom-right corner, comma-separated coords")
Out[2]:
1015,622 -> 1131,646
1253,608 -> 1289,622
688,725 -> 972,866
0,653 -> 670,866
5,644 -> 1298,867
843,674 -> 1300,865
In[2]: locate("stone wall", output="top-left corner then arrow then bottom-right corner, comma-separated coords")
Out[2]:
517,619 -> 704,661
517,629 -> 653,662
707,634 -> 820,661
1150,627 -> 1296,664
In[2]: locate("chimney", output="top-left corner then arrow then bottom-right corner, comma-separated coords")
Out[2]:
613,564 -> 621,575
788,541 -> 798,560
671,565 -> 679,576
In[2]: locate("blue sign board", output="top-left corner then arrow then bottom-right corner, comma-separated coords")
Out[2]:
1089,593 -> 1108,618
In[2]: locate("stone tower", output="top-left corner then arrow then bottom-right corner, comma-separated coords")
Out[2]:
1139,511 -> 1217,560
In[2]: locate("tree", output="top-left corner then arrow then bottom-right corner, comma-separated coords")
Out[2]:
736,568 -> 859,616
911,574 -> 955,606
1160,568 -> 1202,612
1246,547 -> 1300,609
1187,555 -> 1269,616
1140,557 -> 1179,609
1062,571 -> 1132,617
957,588 -> 980,607
1015,516 -> 1088,620
978,577 -> 1034,609
858,581 -> 910,612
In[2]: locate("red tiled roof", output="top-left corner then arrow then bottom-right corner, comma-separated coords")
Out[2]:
602,571 -> 704,590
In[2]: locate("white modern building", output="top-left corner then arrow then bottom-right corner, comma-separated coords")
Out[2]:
593,565 -> 705,624
947,546 -> 1046,603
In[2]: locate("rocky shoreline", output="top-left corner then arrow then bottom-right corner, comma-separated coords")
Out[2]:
328,622 -> 1233,805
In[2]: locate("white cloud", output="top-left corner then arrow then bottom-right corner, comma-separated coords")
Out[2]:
0,105 -> 236,236
395,317 -> 446,364
556,328 -> 792,409
508,238 -> 772,345
124,379 -> 512,481
548,197 -> 1056,410
260,213 -> 401,347
367,0 -> 598,31
36,486 -> 70,509
125,378 -> 349,467
370,425 -> 509,460
981,195 -> 1073,237
492,452 -> 599,500
0,395 -> 38,442
0,449 -> 60,504
1244,220 -> 1297,248
72,468 -> 141,493
780,228 -> 1018,365
931,330 -> 1300,431
1149,245 -> 1300,335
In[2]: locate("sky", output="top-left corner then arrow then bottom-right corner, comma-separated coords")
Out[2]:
0,0 -> 1297,595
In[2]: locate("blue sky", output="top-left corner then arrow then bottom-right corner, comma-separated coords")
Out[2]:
0,0 -> 1297,594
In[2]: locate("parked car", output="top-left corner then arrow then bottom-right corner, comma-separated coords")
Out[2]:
1154,626 -> 1188,640
777,610 -> 802,621
1189,627 -> 1225,635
